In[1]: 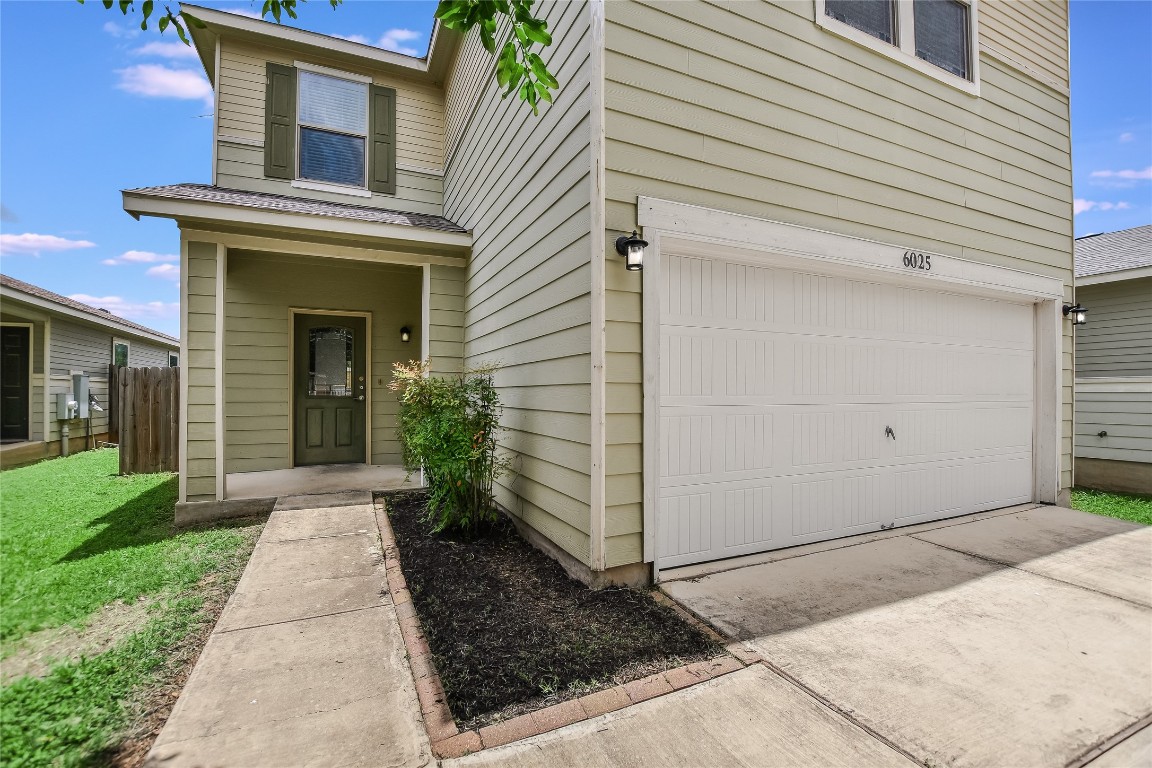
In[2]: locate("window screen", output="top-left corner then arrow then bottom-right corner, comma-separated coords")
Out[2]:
825,0 -> 896,44
112,341 -> 129,368
298,70 -> 367,186
914,0 -> 970,79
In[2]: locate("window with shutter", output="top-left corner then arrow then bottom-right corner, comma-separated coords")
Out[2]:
264,63 -> 397,195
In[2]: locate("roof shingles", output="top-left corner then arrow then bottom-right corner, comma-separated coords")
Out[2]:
0,274 -> 178,343
123,183 -> 468,234
1075,225 -> 1152,278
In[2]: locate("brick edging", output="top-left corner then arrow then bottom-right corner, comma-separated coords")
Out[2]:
372,501 -> 760,760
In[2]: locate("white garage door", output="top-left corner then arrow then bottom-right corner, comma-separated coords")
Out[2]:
657,252 -> 1035,568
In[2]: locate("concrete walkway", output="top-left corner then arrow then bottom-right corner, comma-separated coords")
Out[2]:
145,493 -> 432,767
147,500 -> 1151,767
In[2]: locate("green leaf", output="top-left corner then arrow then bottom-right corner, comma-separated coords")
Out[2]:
182,11 -> 206,28
141,0 -> 152,21
534,81 -> 552,103
158,14 -> 169,31
118,0 -> 131,15
521,19 -> 551,46
174,18 -> 188,44
101,0 -> 113,8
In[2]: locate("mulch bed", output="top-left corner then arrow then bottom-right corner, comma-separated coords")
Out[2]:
384,492 -> 722,729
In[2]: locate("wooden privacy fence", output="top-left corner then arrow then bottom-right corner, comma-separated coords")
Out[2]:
109,364 -> 180,475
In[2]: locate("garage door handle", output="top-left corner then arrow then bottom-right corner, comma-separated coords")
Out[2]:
885,426 -> 896,440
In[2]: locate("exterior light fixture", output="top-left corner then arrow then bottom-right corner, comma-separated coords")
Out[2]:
400,326 -> 411,343
1062,304 -> 1087,326
615,230 -> 648,271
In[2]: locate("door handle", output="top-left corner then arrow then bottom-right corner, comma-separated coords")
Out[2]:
885,426 -> 895,440
357,395 -> 365,402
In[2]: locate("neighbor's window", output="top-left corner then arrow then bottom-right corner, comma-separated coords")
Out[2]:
112,340 -> 129,368
819,0 -> 975,85
298,70 -> 368,188
169,352 -> 179,367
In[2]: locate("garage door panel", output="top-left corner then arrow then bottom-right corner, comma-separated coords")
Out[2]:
894,404 -> 1032,459
894,454 -> 1032,525
657,252 -> 1036,567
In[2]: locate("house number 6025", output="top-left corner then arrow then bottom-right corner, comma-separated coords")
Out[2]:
902,251 -> 932,271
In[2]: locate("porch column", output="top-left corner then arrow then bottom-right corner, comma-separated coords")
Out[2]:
181,237 -> 226,503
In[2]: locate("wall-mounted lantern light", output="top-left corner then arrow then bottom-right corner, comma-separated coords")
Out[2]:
1062,304 -> 1088,326
400,326 -> 411,343
615,230 -> 648,271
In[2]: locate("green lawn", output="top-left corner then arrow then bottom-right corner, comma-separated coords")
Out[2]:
0,449 -> 262,767
1071,487 -> 1152,526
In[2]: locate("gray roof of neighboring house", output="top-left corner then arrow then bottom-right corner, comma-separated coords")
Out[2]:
123,183 -> 469,234
1075,225 -> 1152,278
0,274 -> 179,344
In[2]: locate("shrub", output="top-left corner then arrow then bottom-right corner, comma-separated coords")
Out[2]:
390,360 -> 510,535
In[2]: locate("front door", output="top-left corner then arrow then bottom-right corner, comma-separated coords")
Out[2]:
1,326 -> 30,442
293,313 -> 367,466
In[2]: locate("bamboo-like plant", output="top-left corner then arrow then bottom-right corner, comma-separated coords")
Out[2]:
390,360 -> 510,535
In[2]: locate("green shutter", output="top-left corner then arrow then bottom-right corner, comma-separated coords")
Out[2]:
264,63 -> 297,179
369,85 -> 397,195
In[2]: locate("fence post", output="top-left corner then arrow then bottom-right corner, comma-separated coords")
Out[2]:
108,363 -> 119,444
119,370 -> 134,475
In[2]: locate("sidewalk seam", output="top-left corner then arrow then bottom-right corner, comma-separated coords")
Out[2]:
911,536 -> 1152,611
214,603 -> 386,635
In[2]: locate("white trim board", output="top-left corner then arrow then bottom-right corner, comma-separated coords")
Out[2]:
177,228 -> 468,269
637,197 -> 1064,301
640,196 -> 1065,575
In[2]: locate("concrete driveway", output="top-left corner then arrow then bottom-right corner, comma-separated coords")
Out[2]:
662,505 -> 1152,768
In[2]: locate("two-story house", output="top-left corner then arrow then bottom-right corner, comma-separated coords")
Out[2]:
124,0 -> 1074,586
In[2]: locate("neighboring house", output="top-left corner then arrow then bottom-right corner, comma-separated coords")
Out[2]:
1073,225 -> 1152,494
123,1 -> 1074,586
0,274 -> 179,468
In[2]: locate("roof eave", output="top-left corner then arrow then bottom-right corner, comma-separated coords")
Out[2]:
0,286 -> 178,347
122,190 -> 473,252
1076,264 -> 1152,287
179,4 -> 456,82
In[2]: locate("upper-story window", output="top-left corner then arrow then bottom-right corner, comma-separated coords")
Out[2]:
265,62 -> 397,196
298,70 -> 369,188
819,0 -> 977,92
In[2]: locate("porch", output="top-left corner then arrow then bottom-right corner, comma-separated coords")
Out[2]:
226,463 -> 421,500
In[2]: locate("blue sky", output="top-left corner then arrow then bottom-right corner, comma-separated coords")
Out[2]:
1,0 -> 1149,338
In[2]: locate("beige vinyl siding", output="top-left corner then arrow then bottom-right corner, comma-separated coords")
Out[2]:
1075,279 -> 1152,377
603,0 -> 1074,565
185,240 -> 220,502
223,251 -> 422,474
980,0 -> 1069,90
428,264 -> 465,375
443,0 -> 595,567
1074,382 -> 1152,465
215,38 -> 446,215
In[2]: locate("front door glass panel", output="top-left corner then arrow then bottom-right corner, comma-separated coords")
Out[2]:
308,327 -> 354,397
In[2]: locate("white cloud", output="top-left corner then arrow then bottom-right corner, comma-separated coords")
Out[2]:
132,40 -> 199,60
103,249 -> 179,266
1119,132 -> 1135,143
1090,167 -> 1152,180
378,28 -> 424,56
115,64 -> 212,104
1074,199 -> 1133,215
335,33 -> 372,45
102,20 -> 140,39
0,233 -> 97,256
68,294 -> 180,323
146,264 -> 181,281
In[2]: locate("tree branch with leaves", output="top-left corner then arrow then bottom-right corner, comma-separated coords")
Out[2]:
78,0 -> 558,114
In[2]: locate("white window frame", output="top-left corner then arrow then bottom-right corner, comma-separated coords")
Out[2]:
815,0 -> 980,96
112,339 -> 130,368
169,351 -> 180,367
293,61 -> 372,193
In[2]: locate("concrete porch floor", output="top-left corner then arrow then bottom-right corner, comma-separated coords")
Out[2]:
226,464 -> 422,500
